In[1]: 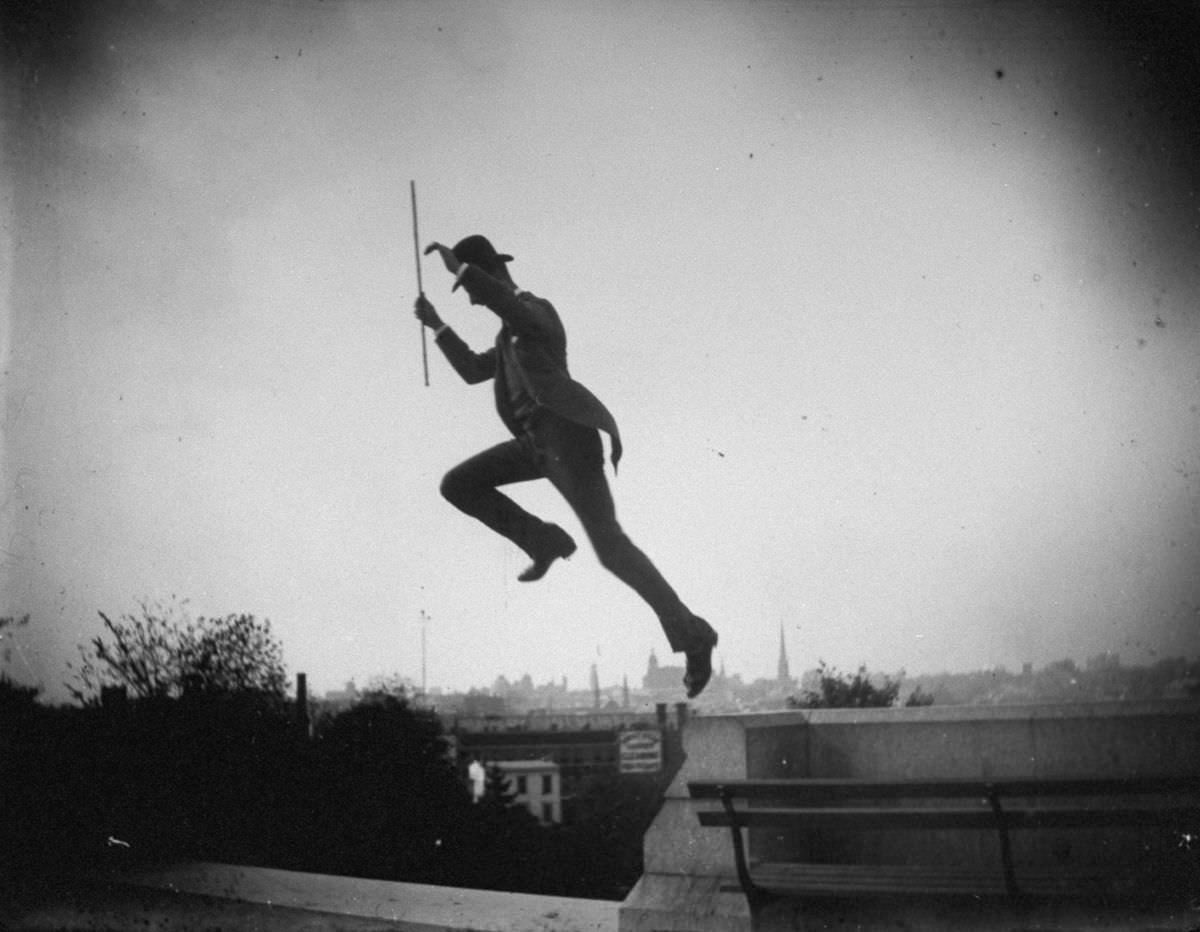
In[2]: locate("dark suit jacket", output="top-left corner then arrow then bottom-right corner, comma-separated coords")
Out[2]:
434,264 -> 623,470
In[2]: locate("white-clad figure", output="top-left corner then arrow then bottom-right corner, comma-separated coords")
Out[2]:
468,758 -> 486,803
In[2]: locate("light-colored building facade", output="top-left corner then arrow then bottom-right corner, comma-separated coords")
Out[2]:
494,759 -> 562,824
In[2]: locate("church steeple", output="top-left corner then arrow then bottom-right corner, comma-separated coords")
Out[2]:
777,623 -> 792,684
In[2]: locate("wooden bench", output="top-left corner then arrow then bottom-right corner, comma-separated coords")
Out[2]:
689,776 -> 1200,908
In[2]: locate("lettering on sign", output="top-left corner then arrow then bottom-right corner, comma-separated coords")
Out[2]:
618,729 -> 662,773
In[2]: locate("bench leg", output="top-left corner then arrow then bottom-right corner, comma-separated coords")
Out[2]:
987,791 -> 1020,898
721,792 -> 771,911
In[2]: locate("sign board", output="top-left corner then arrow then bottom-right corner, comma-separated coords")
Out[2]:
618,728 -> 663,773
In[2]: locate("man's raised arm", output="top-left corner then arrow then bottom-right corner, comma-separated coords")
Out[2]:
424,241 -> 554,336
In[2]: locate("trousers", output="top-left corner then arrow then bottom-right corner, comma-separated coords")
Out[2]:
440,410 -> 699,652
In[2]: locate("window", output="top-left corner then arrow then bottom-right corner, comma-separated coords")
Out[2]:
516,775 -> 527,795
542,774 -> 553,794
542,802 -> 554,823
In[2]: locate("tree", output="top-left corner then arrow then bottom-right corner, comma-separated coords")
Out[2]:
1,613 -> 31,668
0,612 -> 40,713
480,763 -> 519,811
177,612 -> 287,698
788,661 -> 905,709
68,598 -> 287,704
365,672 -> 417,697
556,772 -> 671,899
308,691 -> 473,882
461,761 -> 546,892
905,685 -> 936,707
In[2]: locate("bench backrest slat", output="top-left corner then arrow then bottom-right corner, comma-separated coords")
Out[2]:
698,804 -> 1200,831
689,776 -> 1198,802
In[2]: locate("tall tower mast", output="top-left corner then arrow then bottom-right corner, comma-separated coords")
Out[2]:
778,622 -> 792,684
421,609 -> 428,697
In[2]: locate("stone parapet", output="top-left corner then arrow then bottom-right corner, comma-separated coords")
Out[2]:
106,863 -> 617,932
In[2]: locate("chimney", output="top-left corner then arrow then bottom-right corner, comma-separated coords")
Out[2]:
295,672 -> 311,737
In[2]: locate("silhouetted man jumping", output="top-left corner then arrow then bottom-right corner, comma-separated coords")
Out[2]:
414,234 -> 718,698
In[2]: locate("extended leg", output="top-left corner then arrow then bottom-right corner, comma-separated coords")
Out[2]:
531,415 -> 718,694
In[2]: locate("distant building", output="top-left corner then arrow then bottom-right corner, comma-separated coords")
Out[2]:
777,623 -> 793,686
1087,652 -> 1121,672
642,649 -> 685,692
448,706 -> 687,821
492,759 -> 562,824
454,721 -> 620,805
460,691 -> 507,717
322,680 -> 360,708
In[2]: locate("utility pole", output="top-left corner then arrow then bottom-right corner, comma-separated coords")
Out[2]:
421,609 -> 428,698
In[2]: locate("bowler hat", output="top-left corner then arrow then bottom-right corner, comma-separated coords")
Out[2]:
453,234 -> 513,265
452,235 -> 513,291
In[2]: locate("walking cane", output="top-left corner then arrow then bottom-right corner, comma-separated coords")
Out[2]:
411,180 -> 429,387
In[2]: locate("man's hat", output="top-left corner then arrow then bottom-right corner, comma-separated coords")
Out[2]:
452,235 -> 513,290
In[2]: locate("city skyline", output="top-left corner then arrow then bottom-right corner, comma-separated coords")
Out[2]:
318,631 -> 1184,704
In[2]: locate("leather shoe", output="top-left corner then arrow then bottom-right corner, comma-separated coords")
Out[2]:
683,623 -> 718,699
518,524 -> 577,582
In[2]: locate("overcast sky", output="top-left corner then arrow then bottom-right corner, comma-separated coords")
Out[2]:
4,1 -> 1199,704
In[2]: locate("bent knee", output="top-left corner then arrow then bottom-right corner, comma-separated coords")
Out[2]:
439,468 -> 471,506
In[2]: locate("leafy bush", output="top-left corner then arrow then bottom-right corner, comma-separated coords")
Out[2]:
788,661 -> 906,709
